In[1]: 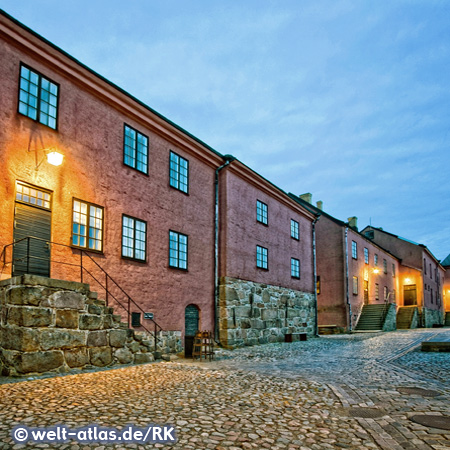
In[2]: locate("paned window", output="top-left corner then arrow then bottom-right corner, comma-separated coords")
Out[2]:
122,215 -> 147,261
256,245 -> 268,269
124,124 -> 148,174
16,182 -> 51,209
72,200 -> 103,251
374,254 -> 378,266
169,231 -> 188,269
383,259 -> 387,274
19,65 -> 58,129
291,219 -> 299,240
291,258 -> 300,278
256,200 -> 268,225
352,276 -> 358,295
375,283 -> 379,300
169,151 -> 189,193
352,241 -> 357,259
364,248 -> 369,264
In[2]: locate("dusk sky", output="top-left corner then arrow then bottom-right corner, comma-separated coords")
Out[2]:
2,1 -> 449,260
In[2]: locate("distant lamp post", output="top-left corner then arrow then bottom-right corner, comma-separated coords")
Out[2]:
46,151 -> 64,166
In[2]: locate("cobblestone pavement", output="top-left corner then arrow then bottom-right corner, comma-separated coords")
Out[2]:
0,329 -> 449,449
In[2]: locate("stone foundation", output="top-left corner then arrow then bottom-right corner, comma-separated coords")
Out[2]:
422,307 -> 444,328
382,303 -> 397,332
219,277 -> 316,348
0,275 -> 181,376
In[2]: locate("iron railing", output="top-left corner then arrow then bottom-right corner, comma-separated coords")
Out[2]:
1,236 -> 163,356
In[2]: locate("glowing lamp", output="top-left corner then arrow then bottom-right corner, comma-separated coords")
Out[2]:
405,278 -> 411,284
46,151 -> 64,166
373,268 -> 380,274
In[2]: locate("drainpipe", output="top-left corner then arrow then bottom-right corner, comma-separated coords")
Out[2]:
312,214 -> 321,337
345,227 -> 352,331
214,154 -> 236,342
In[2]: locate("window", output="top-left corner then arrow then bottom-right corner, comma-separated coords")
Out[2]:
291,258 -> 300,278
383,259 -> 387,274
72,200 -> 103,251
352,276 -> 358,295
291,219 -> 299,240
374,254 -> 378,266
317,276 -> 321,295
352,241 -> 357,259
169,151 -> 189,193
424,258 -> 427,274
18,65 -> 59,129
16,182 -> 51,209
256,200 -> 268,225
124,124 -> 148,174
122,215 -> 147,261
375,283 -> 379,301
429,263 -> 432,278
256,245 -> 268,269
384,286 -> 388,301
392,289 -> 396,301
364,248 -> 369,264
392,264 -> 395,278
169,231 -> 188,270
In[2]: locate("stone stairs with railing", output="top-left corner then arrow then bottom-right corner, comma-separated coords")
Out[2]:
396,306 -> 417,329
354,304 -> 387,331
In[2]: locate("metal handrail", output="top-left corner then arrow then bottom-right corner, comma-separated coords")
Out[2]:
1,237 -> 163,355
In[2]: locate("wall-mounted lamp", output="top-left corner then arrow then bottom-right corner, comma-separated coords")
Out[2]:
35,148 -> 64,170
405,278 -> 411,284
373,268 -> 380,274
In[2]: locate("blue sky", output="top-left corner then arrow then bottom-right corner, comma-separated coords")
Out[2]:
2,1 -> 449,259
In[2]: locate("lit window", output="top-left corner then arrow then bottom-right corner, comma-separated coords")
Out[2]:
122,215 -> 147,261
72,200 -> 103,251
169,231 -> 188,270
169,151 -> 189,193
291,219 -> 299,240
124,124 -> 148,174
291,258 -> 300,278
352,241 -> 357,259
256,245 -> 268,269
316,276 -> 321,294
352,276 -> 358,295
18,65 -> 58,129
364,248 -> 369,264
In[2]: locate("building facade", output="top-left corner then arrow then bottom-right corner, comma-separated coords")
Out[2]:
290,194 -> 399,332
362,227 -> 445,327
0,10 -> 316,353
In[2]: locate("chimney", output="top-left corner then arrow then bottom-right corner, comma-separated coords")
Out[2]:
316,201 -> 323,211
347,216 -> 358,231
299,193 -> 312,204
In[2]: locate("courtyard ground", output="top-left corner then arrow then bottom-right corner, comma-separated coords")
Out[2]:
0,328 -> 449,449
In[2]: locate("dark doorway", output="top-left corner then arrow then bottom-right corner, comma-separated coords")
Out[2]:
403,284 -> 417,306
13,183 -> 52,277
184,304 -> 200,357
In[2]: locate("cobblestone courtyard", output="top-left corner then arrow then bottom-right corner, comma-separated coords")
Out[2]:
0,328 -> 449,449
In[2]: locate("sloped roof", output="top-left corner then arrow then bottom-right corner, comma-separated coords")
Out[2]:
441,254 -> 450,267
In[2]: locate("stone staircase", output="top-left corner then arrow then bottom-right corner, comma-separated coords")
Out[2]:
445,312 -> 450,327
397,306 -> 416,329
354,304 -> 388,331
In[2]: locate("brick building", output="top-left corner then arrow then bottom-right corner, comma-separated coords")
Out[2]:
290,194 -> 400,332
362,226 -> 445,327
442,254 -> 450,325
0,9 -> 317,355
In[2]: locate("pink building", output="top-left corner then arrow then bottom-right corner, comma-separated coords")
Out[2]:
362,227 -> 445,327
442,254 -> 450,324
217,162 -> 317,347
0,10 -> 317,354
290,194 -> 399,332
